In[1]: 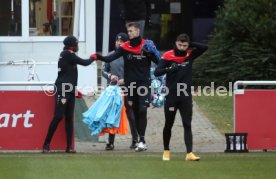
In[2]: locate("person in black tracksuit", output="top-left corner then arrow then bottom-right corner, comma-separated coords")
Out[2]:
96,22 -> 159,151
154,34 -> 208,161
102,33 -> 139,150
43,35 -> 96,153
117,0 -> 151,37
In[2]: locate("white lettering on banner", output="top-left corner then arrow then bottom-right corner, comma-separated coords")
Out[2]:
12,114 -> 22,127
0,110 -> 35,128
0,114 -> 9,127
23,110 -> 34,128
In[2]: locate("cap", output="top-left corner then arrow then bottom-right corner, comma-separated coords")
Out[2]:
63,35 -> 78,47
115,33 -> 128,42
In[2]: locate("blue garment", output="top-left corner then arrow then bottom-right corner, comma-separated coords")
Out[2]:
143,40 -> 161,61
83,86 -> 123,136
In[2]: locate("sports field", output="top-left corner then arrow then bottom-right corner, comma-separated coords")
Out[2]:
1,152 -> 276,179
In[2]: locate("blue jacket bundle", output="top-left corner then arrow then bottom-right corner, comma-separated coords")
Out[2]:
83,85 -> 123,136
143,40 -> 161,61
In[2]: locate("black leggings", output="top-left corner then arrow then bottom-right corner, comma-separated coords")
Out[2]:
163,96 -> 193,152
125,95 -> 148,143
125,82 -> 150,143
125,100 -> 139,142
44,92 -> 75,149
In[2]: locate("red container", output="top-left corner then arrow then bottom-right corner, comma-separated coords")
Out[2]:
235,90 -> 276,150
0,91 -> 74,150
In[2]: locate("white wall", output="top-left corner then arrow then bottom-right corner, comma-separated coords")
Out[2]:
0,0 -> 97,93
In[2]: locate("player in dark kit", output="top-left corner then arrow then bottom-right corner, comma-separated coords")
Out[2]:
154,34 -> 208,161
102,32 -> 139,150
43,35 -> 97,153
96,22 -> 159,151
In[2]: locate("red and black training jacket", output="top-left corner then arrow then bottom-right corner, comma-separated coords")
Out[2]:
154,42 -> 208,94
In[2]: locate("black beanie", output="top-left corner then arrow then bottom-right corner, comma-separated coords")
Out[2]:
115,33 -> 128,42
63,35 -> 78,47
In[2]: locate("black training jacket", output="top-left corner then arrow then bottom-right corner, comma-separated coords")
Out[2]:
100,39 -> 158,85
55,50 -> 94,93
154,43 -> 208,94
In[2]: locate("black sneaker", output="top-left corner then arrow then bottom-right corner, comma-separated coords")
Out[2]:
66,148 -> 77,153
42,144 -> 50,153
105,143 -> 114,150
129,141 -> 137,149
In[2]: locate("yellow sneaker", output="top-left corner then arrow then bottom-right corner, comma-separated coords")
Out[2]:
185,152 -> 200,161
162,150 -> 170,161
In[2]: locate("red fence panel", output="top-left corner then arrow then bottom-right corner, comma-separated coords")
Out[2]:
235,90 -> 276,150
0,91 -> 74,150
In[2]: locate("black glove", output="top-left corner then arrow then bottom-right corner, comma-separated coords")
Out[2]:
142,49 -> 151,57
167,63 -> 179,72
95,53 -> 103,60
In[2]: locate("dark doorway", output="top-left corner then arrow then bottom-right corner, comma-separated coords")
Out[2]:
0,0 -> 22,36
145,0 -> 192,50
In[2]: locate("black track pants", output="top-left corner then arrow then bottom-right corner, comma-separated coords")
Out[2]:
44,92 -> 75,149
125,81 -> 150,143
163,95 -> 193,152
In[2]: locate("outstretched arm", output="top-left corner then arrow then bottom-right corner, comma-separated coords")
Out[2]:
69,53 -> 95,66
97,47 -> 124,63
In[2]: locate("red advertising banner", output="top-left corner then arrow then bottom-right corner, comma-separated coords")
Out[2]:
235,90 -> 276,150
0,91 -> 74,150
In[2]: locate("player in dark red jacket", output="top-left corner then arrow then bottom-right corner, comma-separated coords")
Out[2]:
154,34 -> 208,161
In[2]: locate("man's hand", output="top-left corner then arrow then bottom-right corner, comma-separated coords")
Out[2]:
95,53 -> 103,60
142,48 -> 152,57
117,79 -> 124,86
110,75 -> 119,83
168,63 -> 180,72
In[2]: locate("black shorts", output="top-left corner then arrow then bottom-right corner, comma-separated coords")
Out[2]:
124,81 -> 150,109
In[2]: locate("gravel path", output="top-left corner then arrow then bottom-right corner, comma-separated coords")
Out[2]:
75,96 -> 225,153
